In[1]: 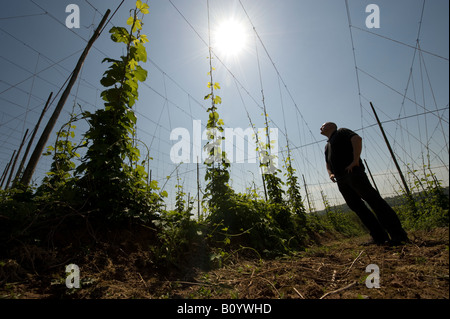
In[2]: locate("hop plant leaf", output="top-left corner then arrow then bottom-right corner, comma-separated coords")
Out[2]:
213,95 -> 222,105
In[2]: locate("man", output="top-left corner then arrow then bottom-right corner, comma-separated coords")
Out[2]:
320,122 -> 409,246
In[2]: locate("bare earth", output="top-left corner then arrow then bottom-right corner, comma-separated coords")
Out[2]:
1,227 -> 448,299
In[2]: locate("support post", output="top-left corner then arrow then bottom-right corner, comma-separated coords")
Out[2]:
302,174 -> 312,213
197,158 -> 201,220
21,10 -> 111,186
369,102 -> 413,201
13,92 -> 53,186
0,150 -> 16,189
364,159 -> 380,194
5,129 -> 29,189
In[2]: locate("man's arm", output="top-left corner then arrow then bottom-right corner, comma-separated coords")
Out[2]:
324,145 -> 336,182
327,162 -> 336,183
345,134 -> 362,173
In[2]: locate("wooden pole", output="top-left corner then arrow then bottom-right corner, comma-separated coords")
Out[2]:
320,190 -> 330,213
0,150 -> 16,189
13,92 -> 53,186
5,129 -> 29,189
197,157 -> 201,220
369,102 -> 413,200
302,174 -> 312,213
21,10 -> 111,186
364,159 -> 380,194
0,163 -> 9,187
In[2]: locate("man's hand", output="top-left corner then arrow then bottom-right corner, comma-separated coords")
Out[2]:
345,160 -> 359,173
329,174 -> 337,183
346,135 -> 362,173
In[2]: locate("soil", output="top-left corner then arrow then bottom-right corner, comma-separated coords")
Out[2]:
0,226 -> 448,299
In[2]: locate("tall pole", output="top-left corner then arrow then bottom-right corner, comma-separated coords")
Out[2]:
5,129 -> 29,189
364,159 -> 380,194
21,10 -> 111,186
302,174 -> 312,213
369,102 -> 413,200
0,150 -> 16,189
0,162 -> 10,187
197,157 -> 201,220
13,92 -> 53,186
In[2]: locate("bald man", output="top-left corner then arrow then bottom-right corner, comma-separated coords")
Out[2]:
320,122 -> 409,246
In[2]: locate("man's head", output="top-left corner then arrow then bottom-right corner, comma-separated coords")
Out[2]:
320,122 -> 337,138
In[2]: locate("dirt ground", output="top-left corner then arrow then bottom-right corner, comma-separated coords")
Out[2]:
0,227 -> 448,299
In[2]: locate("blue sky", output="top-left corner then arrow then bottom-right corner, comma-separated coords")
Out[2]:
0,0 -> 448,211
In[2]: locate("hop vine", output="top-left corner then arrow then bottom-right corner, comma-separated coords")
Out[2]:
75,0 -> 161,220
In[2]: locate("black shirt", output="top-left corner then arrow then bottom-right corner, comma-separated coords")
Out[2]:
324,128 -> 364,177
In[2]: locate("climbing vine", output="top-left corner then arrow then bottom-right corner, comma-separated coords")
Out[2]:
76,0 -> 161,220
284,153 -> 307,239
203,51 -> 233,212
37,105 -> 82,202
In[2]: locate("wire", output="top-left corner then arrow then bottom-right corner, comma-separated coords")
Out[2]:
350,25 -> 448,62
0,12 -> 48,20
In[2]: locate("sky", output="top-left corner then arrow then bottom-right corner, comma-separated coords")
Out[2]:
0,0 -> 448,212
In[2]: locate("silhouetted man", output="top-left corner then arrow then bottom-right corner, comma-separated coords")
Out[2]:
320,122 -> 409,246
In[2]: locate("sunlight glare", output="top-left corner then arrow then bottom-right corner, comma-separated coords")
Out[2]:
214,19 -> 248,57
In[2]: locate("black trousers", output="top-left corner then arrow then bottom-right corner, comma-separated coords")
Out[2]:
336,168 -> 408,243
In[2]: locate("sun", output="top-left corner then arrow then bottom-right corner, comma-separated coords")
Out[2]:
214,19 -> 248,57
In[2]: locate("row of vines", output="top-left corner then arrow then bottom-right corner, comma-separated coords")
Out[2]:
0,2 -> 448,273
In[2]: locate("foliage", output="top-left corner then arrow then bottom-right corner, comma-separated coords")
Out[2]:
1,1 -> 448,284
396,166 -> 449,230
203,54 -> 233,207
199,50 -> 318,256
152,208 -> 203,269
36,107 -> 82,204
284,154 -> 307,240
202,49 -> 235,241
322,191 -> 363,237
75,1 -> 161,221
174,173 -> 194,215
0,187 -> 36,225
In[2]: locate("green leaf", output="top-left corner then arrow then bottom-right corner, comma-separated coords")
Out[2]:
134,43 -> 147,62
126,110 -> 137,124
140,34 -> 149,43
132,19 -> 142,33
110,27 -> 130,44
134,65 -> 147,82
140,3 -> 149,14
213,95 -> 222,105
150,180 -> 159,190
209,111 -> 219,121
126,16 -> 134,26
128,58 -> 138,70
102,57 -> 120,64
